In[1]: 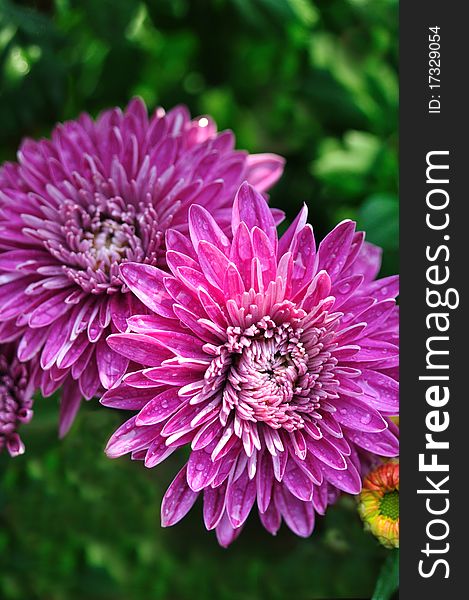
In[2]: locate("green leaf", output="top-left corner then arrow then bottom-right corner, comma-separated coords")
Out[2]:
357,193 -> 399,250
372,549 -> 399,600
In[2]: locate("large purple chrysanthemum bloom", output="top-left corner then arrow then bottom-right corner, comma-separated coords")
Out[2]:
0,99 -> 284,436
1,343 -> 37,457
102,182 -> 399,546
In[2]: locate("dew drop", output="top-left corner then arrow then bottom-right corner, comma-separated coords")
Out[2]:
339,282 -> 351,294
360,413 -> 372,425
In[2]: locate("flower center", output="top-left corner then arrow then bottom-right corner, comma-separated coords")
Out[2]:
47,197 -> 164,294
205,304 -> 340,434
84,218 -> 132,266
379,490 -> 399,521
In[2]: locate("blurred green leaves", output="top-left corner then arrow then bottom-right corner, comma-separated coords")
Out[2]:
0,0 -> 399,267
0,0 -> 398,259
1,399 -> 389,600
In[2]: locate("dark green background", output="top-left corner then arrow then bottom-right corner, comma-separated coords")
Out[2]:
0,1 -> 398,598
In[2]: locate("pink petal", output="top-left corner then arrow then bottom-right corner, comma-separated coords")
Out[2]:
6,433 -> 25,457
232,182 -> 277,249
203,481 -> 227,530
317,220 -> 356,281
161,465 -> 199,527
120,262 -> 174,317
331,274 -> 364,309
215,511 -> 243,547
96,338 -> 129,389
347,241 -> 382,282
78,358 -> 101,399
110,293 -> 134,332
166,249 -> 199,273
244,153 -> 285,193
346,339 -> 398,369
59,378 -> 82,438
189,204 -> 230,254
356,299 -> 396,335
164,276 -> 203,316
144,433 -> 176,468
197,241 -> 231,290
143,364 -> 204,387
136,388 -> 182,425
105,416 -> 160,458
283,459 -> 314,501
173,304 -> 222,343
290,224 -> 317,296
278,205 -> 308,257
364,275 -> 399,300
223,263 -> 245,300
346,427 -> 399,457
187,446 -> 219,492
229,221 -> 254,288
191,418 -> 220,451
333,395 -> 388,433
306,437 -> 347,470
29,289 -> 73,327
147,329 -> 205,360
259,500 -> 282,535
107,333 -> 171,366
274,486 -> 315,537
300,270 -> 331,311
166,228 -> 198,259
320,456 -> 362,494
17,326 -> 49,361
271,448 -> 288,481
294,452 -> 323,486
256,451 -> 274,513
176,266 -> 224,305
101,383 -> 158,410
252,226 -> 277,288
226,467 -> 257,528
358,369 -> 399,414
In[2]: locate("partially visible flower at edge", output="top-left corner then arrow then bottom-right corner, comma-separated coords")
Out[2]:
102,182 -> 399,546
0,343 -> 37,457
0,98 -> 284,437
358,460 -> 399,549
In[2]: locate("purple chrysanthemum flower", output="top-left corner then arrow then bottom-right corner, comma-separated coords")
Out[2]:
102,182 -> 399,546
1,343 -> 37,457
0,99 -> 284,436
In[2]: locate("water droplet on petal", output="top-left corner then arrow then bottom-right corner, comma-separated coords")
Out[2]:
360,413 -> 372,425
339,282 -> 351,294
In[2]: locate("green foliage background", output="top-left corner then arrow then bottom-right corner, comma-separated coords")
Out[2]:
0,0 -> 398,598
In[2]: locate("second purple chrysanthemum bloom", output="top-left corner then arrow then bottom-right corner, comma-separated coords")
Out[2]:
103,182 -> 399,546
0,98 -> 283,436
